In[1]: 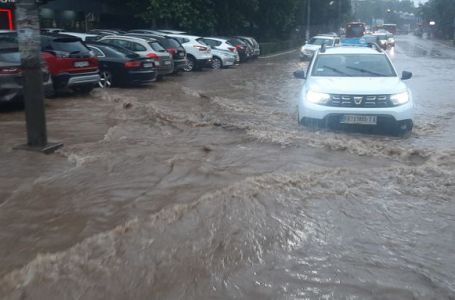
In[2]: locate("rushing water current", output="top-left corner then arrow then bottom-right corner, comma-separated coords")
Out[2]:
0,35 -> 454,299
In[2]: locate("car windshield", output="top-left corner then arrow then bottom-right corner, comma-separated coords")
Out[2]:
0,51 -> 19,65
312,54 -> 396,77
148,41 -> 166,52
309,38 -> 333,46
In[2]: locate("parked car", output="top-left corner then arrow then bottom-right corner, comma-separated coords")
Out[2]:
225,37 -> 254,61
40,28 -> 64,34
201,37 -> 240,62
294,45 -> 414,136
234,36 -> 260,58
60,32 -> 100,42
126,31 -> 187,73
88,29 -> 126,36
98,35 -> 174,78
86,42 -> 157,88
300,35 -> 340,60
157,30 -> 187,35
165,34 -> 212,72
210,48 -> 238,69
40,33 -> 100,94
0,45 -> 52,104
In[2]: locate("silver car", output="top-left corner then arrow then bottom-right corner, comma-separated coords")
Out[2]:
210,48 -> 237,69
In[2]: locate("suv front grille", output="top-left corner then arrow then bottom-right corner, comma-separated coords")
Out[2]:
329,94 -> 393,108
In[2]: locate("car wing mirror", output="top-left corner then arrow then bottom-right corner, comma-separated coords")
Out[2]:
401,71 -> 412,80
293,70 -> 306,79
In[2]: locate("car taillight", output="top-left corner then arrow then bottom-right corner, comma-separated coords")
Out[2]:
124,60 -> 142,69
167,48 -> 177,55
193,45 -> 208,51
228,47 -> 236,52
146,53 -> 160,61
0,67 -> 21,75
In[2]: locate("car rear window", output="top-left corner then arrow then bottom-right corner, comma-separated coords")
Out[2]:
0,52 -> 20,64
165,38 -> 181,48
148,42 -> 166,52
49,38 -> 90,54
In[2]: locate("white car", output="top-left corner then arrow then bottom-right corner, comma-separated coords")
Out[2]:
99,35 -> 174,76
201,37 -> 240,63
165,34 -> 212,71
294,45 -> 414,136
300,35 -> 340,60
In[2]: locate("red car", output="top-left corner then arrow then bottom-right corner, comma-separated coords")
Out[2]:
40,34 -> 100,94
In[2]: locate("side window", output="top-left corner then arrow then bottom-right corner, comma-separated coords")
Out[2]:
114,40 -> 130,49
88,46 -> 105,57
183,38 -> 190,44
130,42 -> 146,51
213,40 -> 222,46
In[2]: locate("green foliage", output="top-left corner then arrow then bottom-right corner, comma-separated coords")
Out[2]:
128,0 -> 351,41
418,0 -> 455,39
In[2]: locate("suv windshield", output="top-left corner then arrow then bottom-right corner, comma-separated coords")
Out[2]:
312,54 -> 396,77
309,38 -> 334,46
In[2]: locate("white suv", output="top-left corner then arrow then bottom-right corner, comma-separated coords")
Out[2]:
300,35 -> 340,60
165,34 -> 212,71
294,45 -> 414,136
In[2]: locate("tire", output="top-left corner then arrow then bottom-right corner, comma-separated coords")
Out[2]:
212,57 -> 222,70
73,85 -> 95,94
183,56 -> 196,72
394,120 -> 413,138
98,70 -> 113,88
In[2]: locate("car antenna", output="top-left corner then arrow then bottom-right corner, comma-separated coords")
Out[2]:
320,43 -> 326,53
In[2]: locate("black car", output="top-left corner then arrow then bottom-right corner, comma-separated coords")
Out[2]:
86,42 -> 157,87
225,37 -> 251,62
0,38 -> 52,105
127,31 -> 187,73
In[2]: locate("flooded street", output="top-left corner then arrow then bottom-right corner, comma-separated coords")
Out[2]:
1,35 -> 455,299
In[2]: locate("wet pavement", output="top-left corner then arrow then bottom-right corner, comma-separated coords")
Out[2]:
0,35 -> 454,299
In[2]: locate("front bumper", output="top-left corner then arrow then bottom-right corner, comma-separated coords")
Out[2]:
298,100 -> 414,123
221,56 -> 236,67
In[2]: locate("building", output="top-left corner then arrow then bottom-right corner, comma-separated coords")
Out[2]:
0,0 -> 142,31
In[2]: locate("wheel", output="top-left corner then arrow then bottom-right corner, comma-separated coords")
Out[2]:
98,71 -> 113,88
183,56 -> 196,72
394,120 -> 413,138
212,57 -> 222,70
73,85 -> 94,94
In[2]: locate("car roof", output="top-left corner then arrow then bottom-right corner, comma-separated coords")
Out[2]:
167,33 -> 202,39
204,37 -> 228,42
312,35 -> 336,40
101,35 -> 157,42
320,46 -> 384,55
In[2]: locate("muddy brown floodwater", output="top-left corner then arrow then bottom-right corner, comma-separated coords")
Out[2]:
0,35 -> 454,299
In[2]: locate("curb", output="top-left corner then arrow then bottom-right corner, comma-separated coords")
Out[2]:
259,49 -> 298,59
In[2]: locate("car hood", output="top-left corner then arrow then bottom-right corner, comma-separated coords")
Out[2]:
306,76 -> 407,95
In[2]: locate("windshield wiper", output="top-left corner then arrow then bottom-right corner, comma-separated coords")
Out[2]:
321,65 -> 351,76
346,66 -> 387,77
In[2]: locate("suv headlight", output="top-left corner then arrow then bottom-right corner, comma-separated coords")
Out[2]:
306,90 -> 331,105
390,92 -> 409,106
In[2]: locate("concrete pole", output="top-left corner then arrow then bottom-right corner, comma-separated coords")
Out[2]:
306,0 -> 311,41
15,0 -> 62,153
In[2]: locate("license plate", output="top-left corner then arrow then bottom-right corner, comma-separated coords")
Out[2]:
340,115 -> 377,125
179,52 -> 185,57
164,61 -> 171,65
74,61 -> 89,68
143,63 -> 154,68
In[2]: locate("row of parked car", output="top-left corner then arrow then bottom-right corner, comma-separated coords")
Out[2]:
0,28 -> 260,104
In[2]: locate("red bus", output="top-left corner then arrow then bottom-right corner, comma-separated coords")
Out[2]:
345,22 -> 366,38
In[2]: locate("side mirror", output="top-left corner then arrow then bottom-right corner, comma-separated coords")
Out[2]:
401,71 -> 412,80
293,70 -> 306,79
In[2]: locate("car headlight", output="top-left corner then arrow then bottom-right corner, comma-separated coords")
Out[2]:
390,92 -> 409,106
306,90 -> 331,105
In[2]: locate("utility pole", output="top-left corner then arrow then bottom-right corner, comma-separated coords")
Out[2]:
14,0 -> 62,154
306,0 -> 311,41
